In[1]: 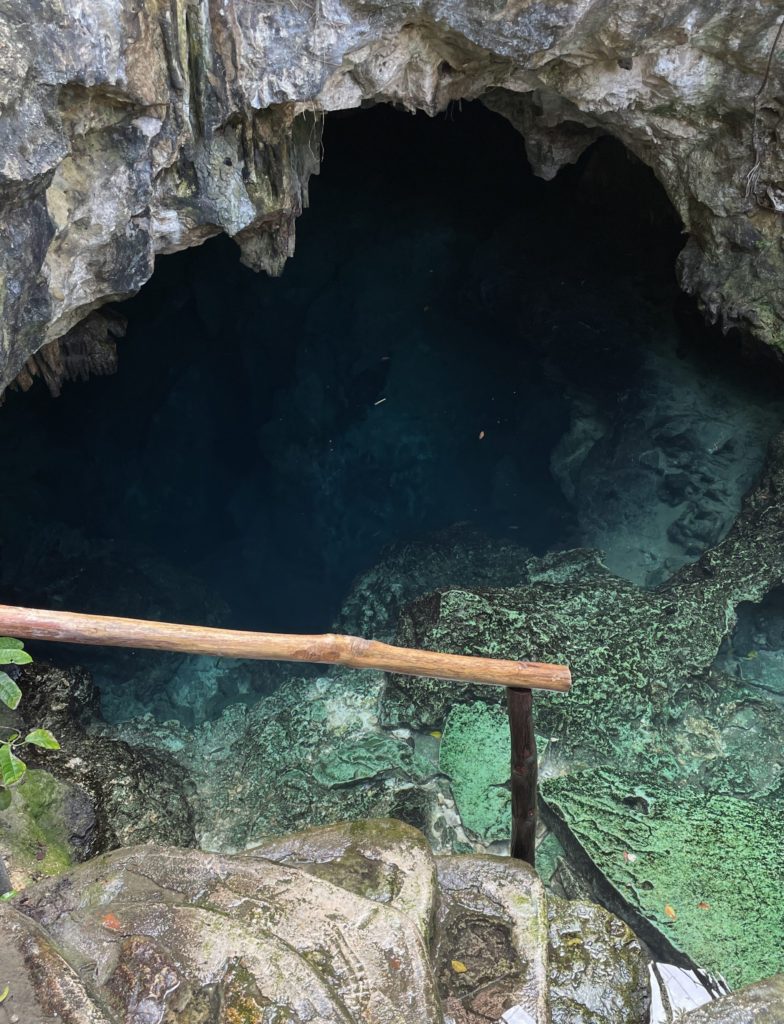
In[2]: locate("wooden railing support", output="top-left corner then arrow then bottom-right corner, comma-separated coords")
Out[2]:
507,686 -> 538,867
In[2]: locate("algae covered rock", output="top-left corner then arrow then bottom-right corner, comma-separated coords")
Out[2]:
103,670 -> 446,852
0,769 -> 94,891
439,700 -> 511,843
19,663 -> 196,852
541,769 -> 784,989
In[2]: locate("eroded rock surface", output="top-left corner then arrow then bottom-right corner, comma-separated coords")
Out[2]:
1,0 -> 784,394
0,819 -> 652,1024
379,430 -> 784,985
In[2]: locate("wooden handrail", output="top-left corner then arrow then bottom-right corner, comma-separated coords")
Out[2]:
0,604 -> 571,693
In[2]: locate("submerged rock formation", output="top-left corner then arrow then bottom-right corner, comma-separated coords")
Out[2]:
1,0 -> 784,395
0,818 -> 653,1023
378,430 -> 784,984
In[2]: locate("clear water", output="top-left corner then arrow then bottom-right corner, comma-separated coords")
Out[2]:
1,103 -> 781,722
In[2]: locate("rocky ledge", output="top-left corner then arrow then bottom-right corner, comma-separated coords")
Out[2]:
2,818 -> 781,1023
0,818 -> 678,1023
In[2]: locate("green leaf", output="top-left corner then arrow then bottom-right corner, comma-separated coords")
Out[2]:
0,745 -> 26,787
0,638 -> 23,650
0,649 -> 32,666
0,984 -> 8,1003
24,729 -> 60,750
0,672 -> 22,710
0,790 -> 10,811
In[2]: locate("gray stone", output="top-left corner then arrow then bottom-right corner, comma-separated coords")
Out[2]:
0,819 -> 653,1023
683,976 -> 784,1023
1,0 -> 784,399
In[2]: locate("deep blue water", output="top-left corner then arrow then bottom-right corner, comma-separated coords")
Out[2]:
1,103 -> 781,718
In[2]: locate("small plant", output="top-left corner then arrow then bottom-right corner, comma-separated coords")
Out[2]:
0,638 -> 59,811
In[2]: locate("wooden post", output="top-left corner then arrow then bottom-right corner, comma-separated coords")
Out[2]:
507,686 -> 538,867
0,604 -> 571,694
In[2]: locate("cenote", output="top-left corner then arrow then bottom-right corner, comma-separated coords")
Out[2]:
3,100 -> 784,997
3,104 -> 783,719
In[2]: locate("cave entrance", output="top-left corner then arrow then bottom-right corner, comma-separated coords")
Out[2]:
1,102 -> 782,722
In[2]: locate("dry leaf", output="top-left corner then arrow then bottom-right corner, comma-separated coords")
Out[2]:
102,912 -> 122,931
664,904 -> 677,921
697,901 -> 711,910
451,960 -> 468,973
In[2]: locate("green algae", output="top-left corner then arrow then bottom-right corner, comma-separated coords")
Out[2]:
541,769 -> 784,988
439,702 -> 511,842
0,770 -> 78,886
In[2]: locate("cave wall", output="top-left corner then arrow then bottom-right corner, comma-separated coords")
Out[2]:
1,0 -> 783,395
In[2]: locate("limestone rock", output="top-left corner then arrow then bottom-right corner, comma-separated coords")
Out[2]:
1,1 -> 784,396
0,818 -> 651,1023
682,976 -> 784,1023
434,855 -> 550,1024
547,895 -> 650,1024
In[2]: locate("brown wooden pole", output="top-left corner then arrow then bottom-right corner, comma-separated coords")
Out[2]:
507,686 -> 538,866
0,604 -> 571,694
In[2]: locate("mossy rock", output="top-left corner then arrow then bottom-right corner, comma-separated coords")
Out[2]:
541,769 -> 784,988
0,769 -> 94,890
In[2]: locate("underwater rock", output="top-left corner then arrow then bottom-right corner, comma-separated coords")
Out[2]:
681,975 -> 784,1023
0,524 -> 263,725
382,429 -> 784,744
541,769 -> 784,989
0,769 -> 95,892
439,701 -> 511,843
378,432 -> 784,986
546,338 -> 783,587
338,527 -> 533,641
99,670 -> 452,853
1,818 -> 651,1023
19,663 -> 196,851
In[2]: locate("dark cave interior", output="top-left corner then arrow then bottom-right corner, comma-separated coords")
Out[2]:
1,101 -> 782,720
